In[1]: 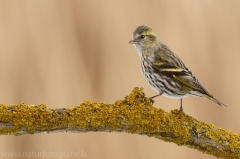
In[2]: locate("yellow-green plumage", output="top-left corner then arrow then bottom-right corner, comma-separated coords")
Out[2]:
129,24 -> 226,108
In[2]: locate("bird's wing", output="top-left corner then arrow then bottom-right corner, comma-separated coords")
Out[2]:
149,44 -> 209,94
147,44 -> 225,106
151,61 -> 226,106
151,61 -> 208,94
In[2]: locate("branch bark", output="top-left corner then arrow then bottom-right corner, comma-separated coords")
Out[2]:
0,87 -> 239,158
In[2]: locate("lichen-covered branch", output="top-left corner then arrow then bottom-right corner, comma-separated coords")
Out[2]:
0,88 -> 239,158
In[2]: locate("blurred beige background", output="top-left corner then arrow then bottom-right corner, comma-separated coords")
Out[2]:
0,0 -> 239,159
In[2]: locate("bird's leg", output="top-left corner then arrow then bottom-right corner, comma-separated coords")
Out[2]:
151,94 -> 161,99
150,93 -> 163,105
179,98 -> 183,111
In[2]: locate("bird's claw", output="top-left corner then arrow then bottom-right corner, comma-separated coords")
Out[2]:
150,98 -> 155,105
179,105 -> 183,111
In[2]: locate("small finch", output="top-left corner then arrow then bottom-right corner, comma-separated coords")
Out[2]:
129,24 -> 226,110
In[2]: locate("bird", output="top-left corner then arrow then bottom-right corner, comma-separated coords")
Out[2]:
129,24 -> 226,111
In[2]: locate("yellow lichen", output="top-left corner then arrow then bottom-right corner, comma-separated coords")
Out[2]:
0,88 -> 239,158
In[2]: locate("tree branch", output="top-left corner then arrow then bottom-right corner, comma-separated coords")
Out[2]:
0,87 -> 239,158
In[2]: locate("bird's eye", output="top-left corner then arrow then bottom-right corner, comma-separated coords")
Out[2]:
140,35 -> 145,39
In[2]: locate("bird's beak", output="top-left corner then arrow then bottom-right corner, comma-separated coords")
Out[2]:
129,39 -> 139,44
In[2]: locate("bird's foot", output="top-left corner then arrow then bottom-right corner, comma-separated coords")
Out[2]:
150,98 -> 155,105
179,105 -> 183,111
150,93 -> 163,105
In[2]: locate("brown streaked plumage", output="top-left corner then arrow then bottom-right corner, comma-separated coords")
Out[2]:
129,24 -> 226,110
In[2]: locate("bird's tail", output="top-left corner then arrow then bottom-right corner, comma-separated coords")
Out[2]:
202,94 -> 226,107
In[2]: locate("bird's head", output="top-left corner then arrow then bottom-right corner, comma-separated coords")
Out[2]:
129,25 -> 159,51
